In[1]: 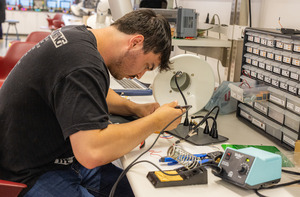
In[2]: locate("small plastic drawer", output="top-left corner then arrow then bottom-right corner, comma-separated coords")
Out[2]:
263,72 -> 272,84
257,72 -> 264,81
266,35 -> 275,47
280,64 -> 290,78
289,67 -> 299,80
258,59 -> 266,69
279,78 -> 289,91
293,40 -> 300,53
259,47 -> 267,58
249,67 -> 258,78
264,119 -> 282,140
286,94 -> 300,115
245,42 -> 254,53
268,102 -> 285,124
287,80 -> 298,95
254,101 -> 268,115
246,32 -> 254,42
282,51 -> 292,64
282,38 -> 293,51
284,110 -> 300,132
291,53 -> 300,67
268,87 -> 286,107
253,33 -> 261,44
244,53 -> 253,64
242,65 -> 251,76
249,110 -> 266,131
270,75 -> 280,87
265,60 -> 274,71
274,51 -> 283,62
238,104 -> 252,121
266,49 -> 275,60
272,62 -> 282,75
275,37 -> 284,49
260,35 -> 268,46
251,56 -> 259,67
281,127 -> 298,148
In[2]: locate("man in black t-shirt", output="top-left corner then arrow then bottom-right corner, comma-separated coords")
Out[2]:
0,9 -> 184,196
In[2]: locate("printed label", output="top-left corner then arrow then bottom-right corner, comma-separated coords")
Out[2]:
282,70 -> 290,77
283,57 -> 291,64
252,118 -> 266,130
287,102 -> 294,110
270,94 -> 285,106
290,72 -> 299,80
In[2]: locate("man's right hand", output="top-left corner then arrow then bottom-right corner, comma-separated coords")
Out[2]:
151,100 -> 186,132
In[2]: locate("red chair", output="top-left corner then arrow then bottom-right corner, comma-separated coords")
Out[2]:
10,31 -> 50,46
0,42 -> 36,87
25,31 -> 51,43
0,180 -> 27,197
47,13 -> 65,30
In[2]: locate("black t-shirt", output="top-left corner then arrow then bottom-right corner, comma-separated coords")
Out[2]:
0,25 -> 110,192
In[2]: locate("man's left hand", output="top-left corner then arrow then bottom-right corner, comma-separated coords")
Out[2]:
134,102 -> 160,118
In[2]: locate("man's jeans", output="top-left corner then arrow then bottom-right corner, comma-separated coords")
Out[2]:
24,160 -> 134,197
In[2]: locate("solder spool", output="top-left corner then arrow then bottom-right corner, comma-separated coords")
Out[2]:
167,145 -> 202,170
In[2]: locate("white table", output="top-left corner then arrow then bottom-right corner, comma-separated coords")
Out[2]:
120,112 -> 299,197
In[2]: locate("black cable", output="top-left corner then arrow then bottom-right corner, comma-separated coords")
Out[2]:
174,71 -> 189,126
282,169 -> 300,175
254,178 -> 300,197
109,106 -> 191,197
255,189 -> 267,197
174,0 -> 178,9
249,0 -> 252,27
191,106 -> 220,131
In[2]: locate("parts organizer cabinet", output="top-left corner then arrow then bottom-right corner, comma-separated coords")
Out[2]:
236,28 -> 300,150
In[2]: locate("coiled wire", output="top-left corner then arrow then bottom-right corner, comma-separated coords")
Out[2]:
167,145 -> 202,170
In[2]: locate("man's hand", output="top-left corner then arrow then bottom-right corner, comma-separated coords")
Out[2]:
151,101 -> 185,132
134,102 -> 160,117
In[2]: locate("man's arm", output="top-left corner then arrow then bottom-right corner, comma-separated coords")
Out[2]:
70,101 -> 183,169
106,88 -> 159,117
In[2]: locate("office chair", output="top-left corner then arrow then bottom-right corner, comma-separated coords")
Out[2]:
47,13 -> 65,30
25,31 -> 50,43
9,31 -> 51,46
0,42 -> 36,80
0,180 -> 27,197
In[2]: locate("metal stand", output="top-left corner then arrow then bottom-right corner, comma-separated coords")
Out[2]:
166,123 -> 228,146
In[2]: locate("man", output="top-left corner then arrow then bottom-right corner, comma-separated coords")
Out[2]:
0,9 -> 184,196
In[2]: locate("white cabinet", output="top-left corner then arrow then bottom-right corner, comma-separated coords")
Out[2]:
3,10 -> 56,35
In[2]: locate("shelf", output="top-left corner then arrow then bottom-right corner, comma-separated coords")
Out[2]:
172,37 -> 231,67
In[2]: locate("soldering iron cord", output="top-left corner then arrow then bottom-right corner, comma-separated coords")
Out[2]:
109,106 -> 191,197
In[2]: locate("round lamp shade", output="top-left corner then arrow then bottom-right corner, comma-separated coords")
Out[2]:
153,54 -> 215,114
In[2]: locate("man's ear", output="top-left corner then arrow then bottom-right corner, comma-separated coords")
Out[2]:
129,35 -> 144,49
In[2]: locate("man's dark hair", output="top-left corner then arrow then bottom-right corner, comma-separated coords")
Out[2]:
111,9 -> 172,71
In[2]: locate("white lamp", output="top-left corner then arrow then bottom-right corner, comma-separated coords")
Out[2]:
153,54 -> 228,146
153,54 -> 215,115
108,0 -> 133,21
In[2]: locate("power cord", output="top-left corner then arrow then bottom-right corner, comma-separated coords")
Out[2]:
174,71 -> 189,126
254,169 -> 300,197
108,106 -> 192,197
